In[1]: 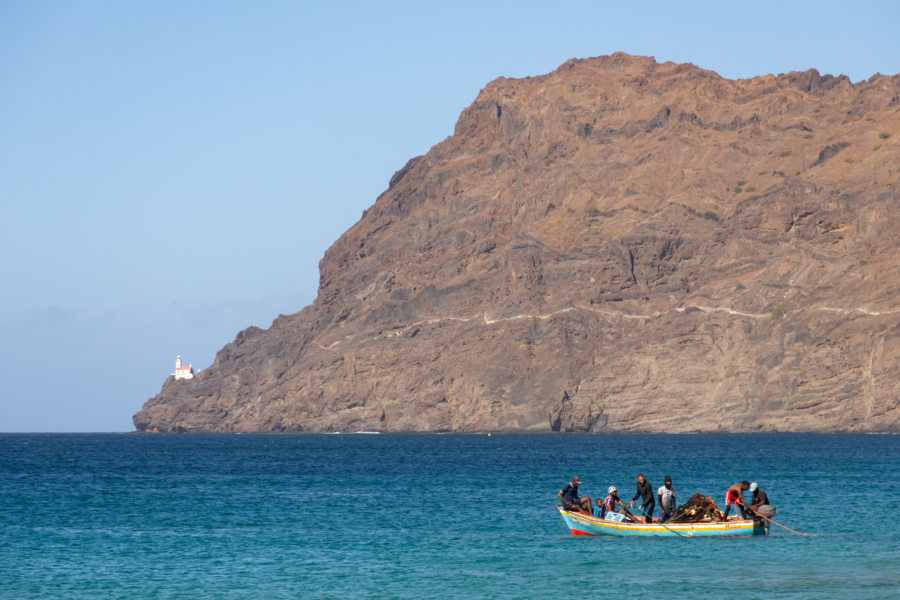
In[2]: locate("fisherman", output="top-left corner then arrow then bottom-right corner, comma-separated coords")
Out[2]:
748,482 -> 770,513
596,486 -> 634,521
722,480 -> 750,520
557,476 -> 592,514
629,473 -> 655,523
657,475 -> 676,522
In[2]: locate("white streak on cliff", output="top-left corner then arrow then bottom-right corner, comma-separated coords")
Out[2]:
314,303 -> 898,351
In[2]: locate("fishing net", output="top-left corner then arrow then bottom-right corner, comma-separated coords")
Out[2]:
666,493 -> 724,522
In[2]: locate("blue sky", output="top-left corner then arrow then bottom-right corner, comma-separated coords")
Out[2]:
2,1 -> 898,432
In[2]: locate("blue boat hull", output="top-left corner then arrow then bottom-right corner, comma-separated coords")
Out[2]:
558,505 -> 765,537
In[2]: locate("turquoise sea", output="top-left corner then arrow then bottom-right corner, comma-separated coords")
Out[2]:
1,433 -> 897,598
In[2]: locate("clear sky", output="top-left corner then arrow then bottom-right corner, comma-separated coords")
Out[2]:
1,1 -> 898,432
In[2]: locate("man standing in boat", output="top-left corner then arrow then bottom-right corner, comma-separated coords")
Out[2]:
722,480 -> 750,520
557,476 -> 592,514
657,475 -> 676,522
629,474 -> 655,523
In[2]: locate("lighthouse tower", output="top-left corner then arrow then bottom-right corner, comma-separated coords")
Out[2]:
173,355 -> 194,380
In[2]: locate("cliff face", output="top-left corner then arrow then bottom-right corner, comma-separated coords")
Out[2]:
134,53 -> 900,433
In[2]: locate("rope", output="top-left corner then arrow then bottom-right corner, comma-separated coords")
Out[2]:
629,505 -> 688,537
742,503 -> 810,536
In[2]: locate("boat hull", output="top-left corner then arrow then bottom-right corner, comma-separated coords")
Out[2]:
558,506 -> 765,537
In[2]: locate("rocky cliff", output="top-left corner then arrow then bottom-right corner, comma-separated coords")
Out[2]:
134,53 -> 900,433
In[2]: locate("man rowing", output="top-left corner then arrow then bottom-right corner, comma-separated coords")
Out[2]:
596,486 -> 635,522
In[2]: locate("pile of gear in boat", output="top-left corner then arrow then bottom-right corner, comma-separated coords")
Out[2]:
557,475 -> 773,523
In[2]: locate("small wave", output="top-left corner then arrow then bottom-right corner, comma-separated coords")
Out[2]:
353,431 -> 381,434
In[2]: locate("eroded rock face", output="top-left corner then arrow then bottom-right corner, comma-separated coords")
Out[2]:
134,53 -> 900,433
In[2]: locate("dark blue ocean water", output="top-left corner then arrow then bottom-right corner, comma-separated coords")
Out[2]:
1,433 -> 897,599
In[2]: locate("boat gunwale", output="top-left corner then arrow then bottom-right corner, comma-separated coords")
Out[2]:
557,504 -> 764,536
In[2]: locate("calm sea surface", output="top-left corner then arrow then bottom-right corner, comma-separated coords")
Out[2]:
1,433 -> 897,599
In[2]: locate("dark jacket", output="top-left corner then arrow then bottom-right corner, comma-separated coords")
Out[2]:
632,479 -> 652,504
560,482 -> 580,503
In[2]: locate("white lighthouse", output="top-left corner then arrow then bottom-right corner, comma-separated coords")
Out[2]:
173,355 -> 194,380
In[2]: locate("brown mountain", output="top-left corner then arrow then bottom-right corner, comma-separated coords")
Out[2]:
134,53 -> 900,433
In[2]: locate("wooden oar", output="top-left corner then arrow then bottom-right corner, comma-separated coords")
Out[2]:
619,507 -> 639,523
629,505 -> 688,537
742,502 -> 810,536
601,502 -> 640,524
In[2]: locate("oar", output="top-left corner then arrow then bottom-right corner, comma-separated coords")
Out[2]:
619,507 -> 639,523
603,502 -> 639,524
629,505 -> 688,537
742,502 -> 810,536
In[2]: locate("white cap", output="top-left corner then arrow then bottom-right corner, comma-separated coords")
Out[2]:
608,485 -> 617,494
749,482 -> 758,492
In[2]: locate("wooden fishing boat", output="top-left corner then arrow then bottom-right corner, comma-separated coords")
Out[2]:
557,505 -> 765,537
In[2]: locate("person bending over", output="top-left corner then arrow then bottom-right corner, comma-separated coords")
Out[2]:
722,481 -> 750,520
